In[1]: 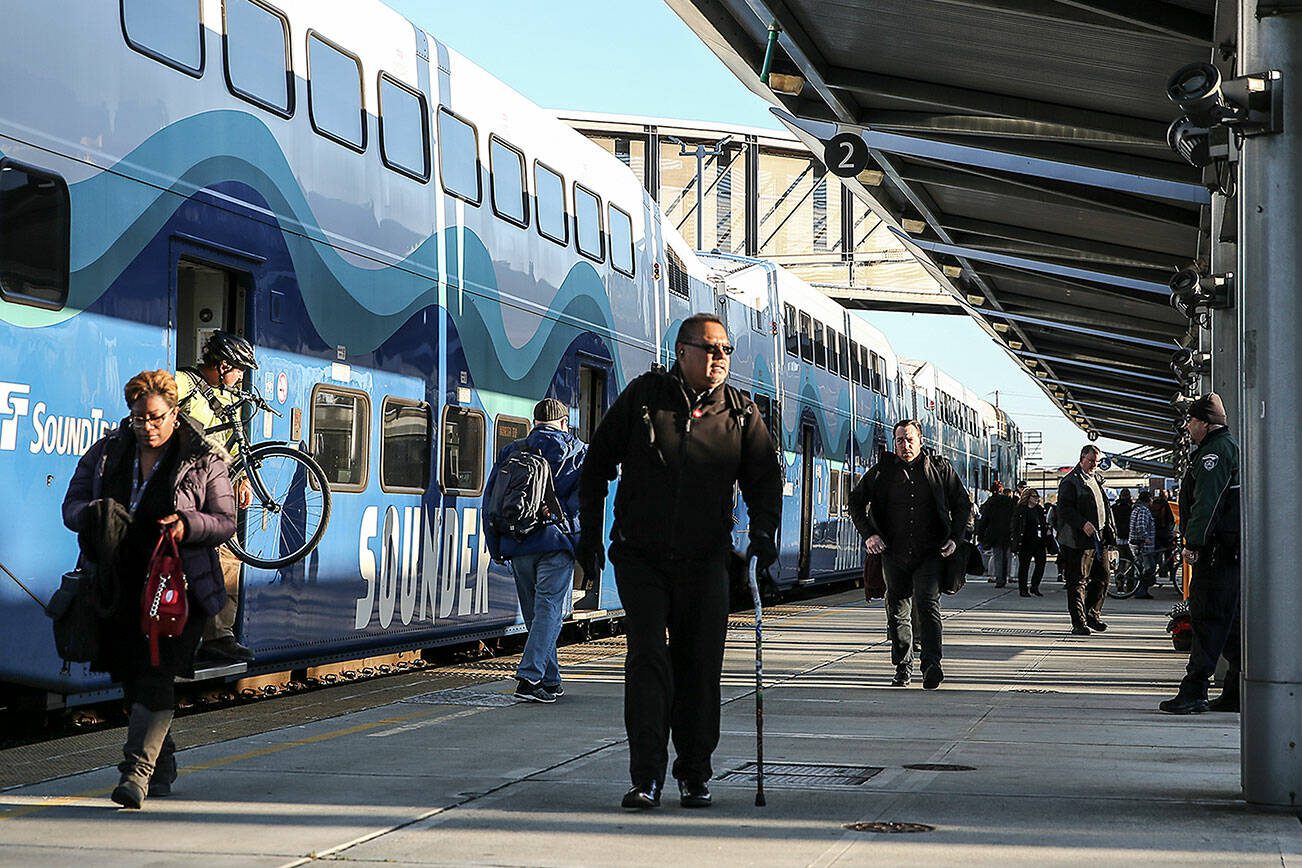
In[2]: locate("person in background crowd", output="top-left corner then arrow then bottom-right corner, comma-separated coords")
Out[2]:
578,313 -> 782,811
1112,488 -> 1135,545
976,481 -> 1015,588
1129,490 -> 1158,599
485,398 -> 587,704
1152,490 -> 1176,579
1056,444 -> 1115,635
1160,394 -> 1241,715
849,420 -> 973,690
62,370 -> 235,809
175,330 -> 258,664
1011,488 -> 1049,597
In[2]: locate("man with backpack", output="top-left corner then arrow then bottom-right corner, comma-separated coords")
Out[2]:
175,331 -> 258,664
484,398 -> 587,704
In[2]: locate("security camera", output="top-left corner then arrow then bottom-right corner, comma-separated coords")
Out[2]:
1170,347 -> 1212,377
1169,266 -> 1233,325
1166,116 -> 1213,168
1167,64 -> 1246,127
1171,392 -> 1195,414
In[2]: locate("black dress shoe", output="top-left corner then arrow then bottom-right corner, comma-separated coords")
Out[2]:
890,665 -> 912,687
1085,619 -> 1108,632
621,780 -> 661,809
922,663 -> 945,690
1019,591 -> 1031,597
1070,625 -> 1091,636
1031,589 -> 1043,596
1207,694 -> 1240,713
198,636 -> 255,663
678,779 -> 711,808
1159,696 -> 1209,715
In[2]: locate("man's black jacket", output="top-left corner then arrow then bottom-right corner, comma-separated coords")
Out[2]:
577,366 -> 782,561
847,451 -> 972,550
1055,465 -> 1114,550
976,492 -> 1015,547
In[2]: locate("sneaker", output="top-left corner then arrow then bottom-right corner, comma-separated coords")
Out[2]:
677,779 -> 711,808
890,665 -> 912,687
1070,625 -> 1091,636
922,663 -> 945,690
1086,618 -> 1108,632
197,636 -> 255,663
621,780 -> 662,809
542,683 -> 564,698
514,679 -> 556,703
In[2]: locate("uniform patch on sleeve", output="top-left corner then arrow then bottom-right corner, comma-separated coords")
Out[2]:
1202,453 -> 1219,471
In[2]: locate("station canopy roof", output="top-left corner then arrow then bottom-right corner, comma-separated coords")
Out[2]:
666,0 -> 1219,452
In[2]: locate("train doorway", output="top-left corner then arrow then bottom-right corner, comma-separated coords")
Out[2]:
577,363 -> 607,444
798,422 -> 815,579
174,257 -> 248,369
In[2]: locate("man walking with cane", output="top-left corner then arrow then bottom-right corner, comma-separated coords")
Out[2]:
578,313 -> 782,810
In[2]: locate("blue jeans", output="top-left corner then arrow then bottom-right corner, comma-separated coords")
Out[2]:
511,551 -> 573,686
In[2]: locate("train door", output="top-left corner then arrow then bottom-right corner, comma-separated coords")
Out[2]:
798,422 -> 815,579
575,356 -> 610,610
175,256 -> 248,369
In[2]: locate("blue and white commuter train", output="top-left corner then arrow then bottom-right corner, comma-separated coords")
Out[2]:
0,0 -> 1021,702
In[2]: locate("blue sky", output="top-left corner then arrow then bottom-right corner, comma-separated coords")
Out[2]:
389,0 -> 1137,468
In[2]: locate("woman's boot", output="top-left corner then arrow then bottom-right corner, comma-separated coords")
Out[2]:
112,704 -> 174,809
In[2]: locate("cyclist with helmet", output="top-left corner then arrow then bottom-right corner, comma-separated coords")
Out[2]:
176,330 -> 258,663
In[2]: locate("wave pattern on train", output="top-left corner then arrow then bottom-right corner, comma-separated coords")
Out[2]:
0,0 -> 1022,703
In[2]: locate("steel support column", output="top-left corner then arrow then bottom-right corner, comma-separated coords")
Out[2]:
1239,0 -> 1302,809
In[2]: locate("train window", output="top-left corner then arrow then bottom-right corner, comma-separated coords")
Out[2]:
438,108 -> 482,205
534,161 -> 568,245
849,341 -> 861,385
378,74 -> 429,181
667,247 -> 690,297
380,398 -> 431,493
441,406 -> 487,495
609,205 -> 634,276
813,320 -> 827,368
223,0 -> 292,117
494,415 -> 531,457
859,347 -> 870,391
825,328 -> 839,376
798,311 -> 813,363
752,300 -> 766,334
574,184 -> 605,262
783,304 -> 798,355
753,393 -> 779,449
307,33 -> 365,151
869,351 -> 883,394
122,0 -> 203,76
838,333 -> 850,381
310,385 -> 370,492
489,137 -> 528,227
829,469 -> 841,515
841,469 -> 853,512
0,161 -> 70,311
875,355 -> 888,395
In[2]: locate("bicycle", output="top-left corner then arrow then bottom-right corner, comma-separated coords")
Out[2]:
1107,543 -> 1140,599
209,387 -> 332,569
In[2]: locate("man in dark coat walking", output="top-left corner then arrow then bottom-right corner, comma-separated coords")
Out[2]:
1056,444 -> 1115,635
578,313 -> 782,811
976,482 -> 1016,588
848,420 -> 972,689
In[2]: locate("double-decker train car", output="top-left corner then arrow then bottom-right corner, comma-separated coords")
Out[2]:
0,0 -> 1021,706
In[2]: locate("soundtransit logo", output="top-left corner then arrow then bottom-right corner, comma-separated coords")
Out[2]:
0,382 -> 31,452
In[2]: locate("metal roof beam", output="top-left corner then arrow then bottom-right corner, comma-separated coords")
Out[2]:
858,111 -> 1166,151
863,129 -> 1209,206
1040,377 -> 1169,405
942,216 -> 1189,271
1015,350 -> 1179,385
906,236 -> 1171,295
1068,399 -> 1177,424
978,308 -> 1177,350
1048,0 -> 1214,43
923,0 -> 1211,42
826,68 -> 1170,142
923,134 -> 1201,184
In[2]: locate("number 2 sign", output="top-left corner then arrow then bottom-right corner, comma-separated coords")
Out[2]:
823,132 -> 870,178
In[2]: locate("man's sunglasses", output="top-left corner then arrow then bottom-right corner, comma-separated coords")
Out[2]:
681,341 -> 735,357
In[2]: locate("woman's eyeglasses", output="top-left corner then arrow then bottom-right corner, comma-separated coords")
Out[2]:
129,408 -> 176,429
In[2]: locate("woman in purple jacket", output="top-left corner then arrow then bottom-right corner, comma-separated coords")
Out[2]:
63,369 -> 235,809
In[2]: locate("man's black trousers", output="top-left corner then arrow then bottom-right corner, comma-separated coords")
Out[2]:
1017,544 -> 1046,594
881,554 -> 943,670
1060,545 -> 1108,628
1181,546 -> 1242,699
613,548 -> 730,787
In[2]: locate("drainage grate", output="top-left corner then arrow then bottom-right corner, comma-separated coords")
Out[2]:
977,627 -> 1055,636
1009,688 -> 1058,694
844,821 -> 934,834
903,763 -> 976,772
401,687 -> 520,707
717,762 -> 883,789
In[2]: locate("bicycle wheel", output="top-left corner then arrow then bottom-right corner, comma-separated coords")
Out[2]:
1108,558 -> 1139,599
228,444 -> 331,569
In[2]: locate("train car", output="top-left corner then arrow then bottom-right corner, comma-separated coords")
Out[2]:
0,0 -> 1022,706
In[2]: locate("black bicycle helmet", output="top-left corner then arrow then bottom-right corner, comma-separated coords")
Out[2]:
201,330 -> 259,370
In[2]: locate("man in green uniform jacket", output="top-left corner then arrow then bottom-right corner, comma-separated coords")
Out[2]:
1160,393 -> 1241,714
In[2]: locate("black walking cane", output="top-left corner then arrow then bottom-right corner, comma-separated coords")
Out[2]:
745,556 -> 766,807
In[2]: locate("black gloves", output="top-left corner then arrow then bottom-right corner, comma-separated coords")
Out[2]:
576,538 -> 605,591
747,537 -> 778,580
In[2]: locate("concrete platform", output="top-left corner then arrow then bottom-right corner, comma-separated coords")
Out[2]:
1,583 -> 1298,866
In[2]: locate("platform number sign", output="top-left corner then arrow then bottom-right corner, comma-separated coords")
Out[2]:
824,132 -> 870,178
